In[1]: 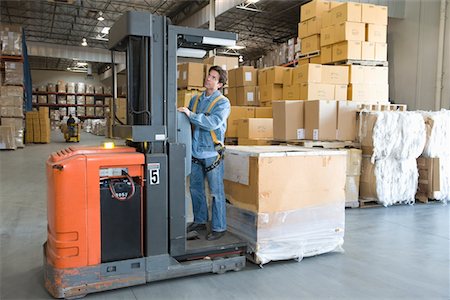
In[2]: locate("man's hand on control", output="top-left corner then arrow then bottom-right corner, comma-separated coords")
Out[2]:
177,107 -> 191,117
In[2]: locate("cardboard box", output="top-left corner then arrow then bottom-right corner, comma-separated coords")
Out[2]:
228,87 -> 237,106
224,146 -> 347,213
307,17 -> 323,36
282,84 -> 301,100
237,86 -> 258,106
257,69 -> 267,86
332,41 -> 362,61
366,24 -> 387,43
254,107 -> 273,118
273,100 -> 305,140
360,155 -> 376,199
301,34 -> 320,54
364,66 -> 388,84
283,68 -> 293,86
297,57 -> 310,66
362,4 -> 388,25
300,83 -> 334,100
266,66 -> 285,85
375,42 -> 387,61
237,118 -> 273,139
260,84 -> 283,102
298,21 -> 308,39
345,175 -> 360,202
228,68 -> 237,87
335,84 -> 348,101
346,148 -> 362,176
292,63 -> 322,84
336,100 -> 359,141
301,0 -> 331,22
203,56 -> 238,71
321,65 -> 349,85
235,66 -> 257,86
226,106 -> 255,138
321,45 -> 333,64
334,22 -> 365,43
0,125 -> 16,149
361,42 -> 375,60
347,84 -> 377,102
331,2 -> 362,25
310,55 -> 322,64
322,10 -> 333,28
417,157 -> 442,199
320,26 -> 335,46
348,65 -> 365,84
178,62 -> 204,88
177,89 -> 200,107
305,100 -> 337,140
0,86 -> 22,97
376,83 -> 389,102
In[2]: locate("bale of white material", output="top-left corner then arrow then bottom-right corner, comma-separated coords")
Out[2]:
372,111 -> 426,162
375,157 -> 419,206
420,109 -> 450,158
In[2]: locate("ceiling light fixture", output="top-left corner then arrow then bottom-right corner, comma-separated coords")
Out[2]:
176,48 -> 207,58
101,27 -> 110,35
81,38 -> 87,46
97,11 -> 105,21
239,55 -> 244,63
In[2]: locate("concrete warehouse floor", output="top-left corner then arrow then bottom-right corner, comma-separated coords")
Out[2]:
1,131 -> 449,300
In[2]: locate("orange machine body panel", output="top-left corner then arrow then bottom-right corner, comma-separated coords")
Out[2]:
46,146 -> 145,269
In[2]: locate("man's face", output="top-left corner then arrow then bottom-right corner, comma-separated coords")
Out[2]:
204,69 -> 222,90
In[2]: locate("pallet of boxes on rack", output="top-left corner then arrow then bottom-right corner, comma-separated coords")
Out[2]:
33,81 -> 111,137
0,24 -> 25,150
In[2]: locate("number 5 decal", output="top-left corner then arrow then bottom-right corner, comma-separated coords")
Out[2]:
147,163 -> 160,185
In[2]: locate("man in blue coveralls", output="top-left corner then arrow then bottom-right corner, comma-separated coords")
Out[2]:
178,66 -> 231,241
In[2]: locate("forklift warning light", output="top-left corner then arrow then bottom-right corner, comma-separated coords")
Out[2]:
103,142 -> 115,149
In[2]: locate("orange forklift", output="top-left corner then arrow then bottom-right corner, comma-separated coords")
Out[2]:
44,12 -> 246,299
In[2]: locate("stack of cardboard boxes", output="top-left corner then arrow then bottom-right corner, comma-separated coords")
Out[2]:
228,66 -> 258,106
0,24 -> 24,150
321,2 -> 388,63
25,107 -> 50,144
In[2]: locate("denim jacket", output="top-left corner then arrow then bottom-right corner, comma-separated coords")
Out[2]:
188,90 -> 231,159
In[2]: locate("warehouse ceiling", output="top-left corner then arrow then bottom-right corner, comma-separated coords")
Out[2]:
0,0 -> 307,72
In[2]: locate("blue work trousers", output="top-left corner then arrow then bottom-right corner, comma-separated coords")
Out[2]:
189,156 -> 226,232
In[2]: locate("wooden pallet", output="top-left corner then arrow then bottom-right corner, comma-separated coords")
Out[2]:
238,138 -> 280,146
329,59 -> 388,67
345,201 -> 360,208
297,50 -> 320,59
0,55 -> 23,62
359,198 -> 382,208
283,140 -> 360,149
357,103 -> 407,112
416,194 -> 442,204
225,137 -> 238,145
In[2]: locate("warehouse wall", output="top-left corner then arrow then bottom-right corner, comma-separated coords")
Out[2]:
442,2 -> 450,109
30,70 -> 102,88
388,0 -> 449,110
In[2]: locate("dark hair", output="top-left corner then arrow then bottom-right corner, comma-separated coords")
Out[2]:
209,65 -> 227,86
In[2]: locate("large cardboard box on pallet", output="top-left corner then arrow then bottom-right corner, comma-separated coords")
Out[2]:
177,90 -> 201,107
321,65 -> 349,85
282,84 -> 301,100
259,84 -> 283,102
321,45 -> 333,64
300,83 -> 334,100
366,24 -> 387,43
203,56 -> 238,71
254,107 -> 272,118
224,146 -> 347,213
361,42 -> 375,60
320,25 -> 335,46
273,100 -> 305,141
265,66 -> 285,85
226,106 -> 255,138
305,100 -> 337,140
